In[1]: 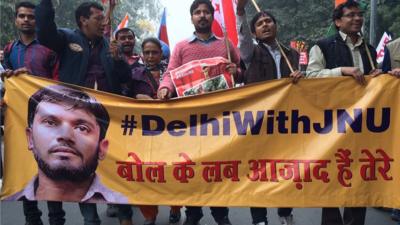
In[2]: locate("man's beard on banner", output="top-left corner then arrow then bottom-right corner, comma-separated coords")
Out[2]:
33,147 -> 100,183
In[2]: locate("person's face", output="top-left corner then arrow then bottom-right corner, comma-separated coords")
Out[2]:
15,7 -> 35,35
142,42 -> 162,68
253,14 -> 277,43
116,30 -> 135,54
26,102 -> 108,181
335,6 -> 363,35
81,7 -> 105,39
191,4 -> 213,34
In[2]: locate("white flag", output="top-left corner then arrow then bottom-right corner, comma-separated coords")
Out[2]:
376,32 -> 392,64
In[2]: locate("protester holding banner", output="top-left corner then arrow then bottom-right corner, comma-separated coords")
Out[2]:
34,0 -> 132,224
306,1 -> 380,85
306,1 -> 378,225
125,37 -> 183,225
1,2 -> 65,225
2,2 -> 58,80
129,38 -> 167,100
156,1 -> 239,224
157,0 -> 241,101
235,0 -> 302,224
111,35 -> 181,225
236,0 -> 302,86
382,38 -> 400,76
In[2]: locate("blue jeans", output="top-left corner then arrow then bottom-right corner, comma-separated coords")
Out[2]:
185,206 -> 229,223
23,200 -> 65,225
250,207 -> 292,224
79,203 -> 101,225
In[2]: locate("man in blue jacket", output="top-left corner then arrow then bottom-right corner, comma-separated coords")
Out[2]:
35,0 -> 130,95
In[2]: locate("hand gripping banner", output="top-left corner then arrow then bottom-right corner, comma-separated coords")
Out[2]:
1,74 -> 399,208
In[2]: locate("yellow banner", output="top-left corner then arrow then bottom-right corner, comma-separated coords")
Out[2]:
1,74 -> 399,208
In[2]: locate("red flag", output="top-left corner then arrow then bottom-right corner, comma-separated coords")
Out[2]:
221,0 -> 238,46
158,8 -> 169,46
335,0 -> 347,7
211,0 -> 238,47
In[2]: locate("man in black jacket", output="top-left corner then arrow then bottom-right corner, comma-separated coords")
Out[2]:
236,0 -> 302,225
35,0 -> 130,95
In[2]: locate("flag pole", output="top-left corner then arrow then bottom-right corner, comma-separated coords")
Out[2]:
364,42 -> 376,70
250,0 -> 294,73
276,40 -> 295,73
224,31 -> 232,62
251,0 -> 261,12
223,29 -> 235,86
360,31 -> 376,71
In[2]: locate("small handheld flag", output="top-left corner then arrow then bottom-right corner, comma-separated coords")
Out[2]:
158,8 -> 170,46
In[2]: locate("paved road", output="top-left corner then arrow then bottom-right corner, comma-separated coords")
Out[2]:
0,174 -> 397,225
0,199 -> 397,225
